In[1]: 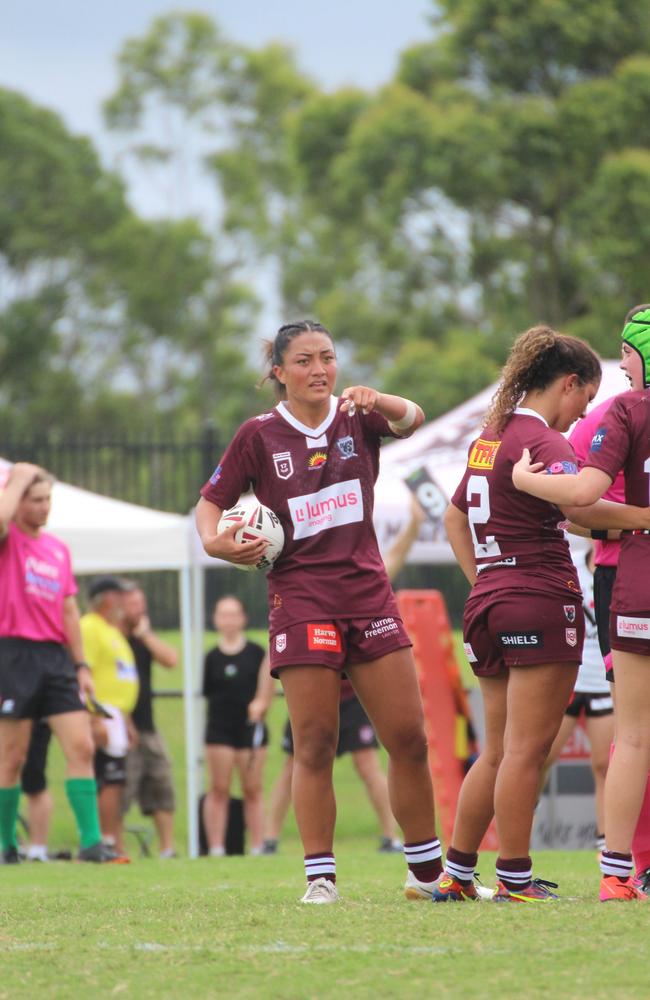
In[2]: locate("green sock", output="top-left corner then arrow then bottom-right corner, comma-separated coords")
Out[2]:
65,778 -> 102,849
0,785 -> 21,850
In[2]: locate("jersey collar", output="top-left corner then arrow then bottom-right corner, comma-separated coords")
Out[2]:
513,406 -> 549,428
275,396 -> 338,439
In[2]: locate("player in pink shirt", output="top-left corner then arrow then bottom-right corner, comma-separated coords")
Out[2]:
0,463 -> 119,863
569,304 -> 650,887
513,307 -> 650,900
197,320 -> 441,903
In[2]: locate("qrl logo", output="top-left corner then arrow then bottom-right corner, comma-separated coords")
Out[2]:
468,439 -> 501,470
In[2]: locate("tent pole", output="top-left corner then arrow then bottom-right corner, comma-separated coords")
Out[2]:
190,559 -> 205,857
180,564 -> 198,858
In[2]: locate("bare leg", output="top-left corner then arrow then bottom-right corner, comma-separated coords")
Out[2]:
152,810 -> 175,854
203,745 -> 236,852
98,784 -> 125,849
48,711 -> 94,778
0,719 -> 33,786
236,747 -> 268,853
351,749 -> 396,839
585,711 -> 615,837
495,663 -> 578,858
538,713 -> 576,799
347,649 -> 435,844
280,666 -> 340,855
449,674 -> 508,854
265,756 -> 294,841
26,790 -> 53,852
605,652 -> 650,853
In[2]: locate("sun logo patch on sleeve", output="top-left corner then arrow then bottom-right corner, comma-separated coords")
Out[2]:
307,451 -> 328,470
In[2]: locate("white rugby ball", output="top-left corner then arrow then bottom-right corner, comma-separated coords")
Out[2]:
217,496 -> 284,572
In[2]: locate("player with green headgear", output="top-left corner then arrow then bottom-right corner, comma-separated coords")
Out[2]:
621,305 -> 650,388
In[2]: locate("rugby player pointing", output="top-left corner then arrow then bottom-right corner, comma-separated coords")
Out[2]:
197,320 -> 441,903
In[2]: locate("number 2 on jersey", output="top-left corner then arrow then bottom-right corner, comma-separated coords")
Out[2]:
466,474 -> 502,558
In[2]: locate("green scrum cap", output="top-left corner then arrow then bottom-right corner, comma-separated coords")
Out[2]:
621,307 -> 650,387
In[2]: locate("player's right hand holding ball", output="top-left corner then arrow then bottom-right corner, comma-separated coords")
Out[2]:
202,519 -> 269,567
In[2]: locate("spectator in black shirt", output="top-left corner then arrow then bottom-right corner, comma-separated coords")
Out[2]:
202,595 -> 274,856
120,585 -> 179,858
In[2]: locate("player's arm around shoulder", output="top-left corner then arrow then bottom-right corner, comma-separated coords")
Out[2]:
339,387 -> 424,438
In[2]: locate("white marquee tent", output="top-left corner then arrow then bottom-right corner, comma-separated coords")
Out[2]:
373,359 -> 630,563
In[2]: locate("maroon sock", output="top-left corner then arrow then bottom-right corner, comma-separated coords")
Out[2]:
304,853 -> 336,883
496,855 -> 532,892
404,837 -> 443,883
445,846 -> 478,886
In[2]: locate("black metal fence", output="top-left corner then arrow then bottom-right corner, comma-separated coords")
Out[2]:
2,429 -> 468,629
2,426 -> 221,514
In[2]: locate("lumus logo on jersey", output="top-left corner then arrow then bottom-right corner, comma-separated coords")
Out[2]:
617,616 -> 650,638
288,479 -> 363,539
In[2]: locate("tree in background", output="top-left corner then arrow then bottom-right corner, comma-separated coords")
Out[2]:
0,86 -> 261,442
6,2 -> 650,442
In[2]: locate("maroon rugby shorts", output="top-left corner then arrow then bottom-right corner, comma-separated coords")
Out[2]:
269,615 -> 411,676
609,610 -> 650,657
463,588 -> 584,678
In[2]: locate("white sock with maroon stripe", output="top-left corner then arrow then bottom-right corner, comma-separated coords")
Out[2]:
304,852 -> 336,883
600,850 -> 633,880
404,838 -> 443,883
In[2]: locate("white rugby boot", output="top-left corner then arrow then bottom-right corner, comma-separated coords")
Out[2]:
300,877 -> 340,904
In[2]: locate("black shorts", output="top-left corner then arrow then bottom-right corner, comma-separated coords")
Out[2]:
282,695 -> 379,757
565,690 -> 614,718
95,749 -> 127,789
594,565 -> 617,679
205,713 -> 269,750
0,638 -> 84,720
21,720 -> 53,795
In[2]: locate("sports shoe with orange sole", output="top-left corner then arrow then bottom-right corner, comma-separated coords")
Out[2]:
430,872 -> 479,902
600,875 -> 647,902
493,878 -> 559,903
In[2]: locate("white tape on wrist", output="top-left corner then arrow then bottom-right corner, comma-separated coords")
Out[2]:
388,399 -> 418,433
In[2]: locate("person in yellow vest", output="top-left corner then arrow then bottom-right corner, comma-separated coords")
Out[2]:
80,577 -> 139,857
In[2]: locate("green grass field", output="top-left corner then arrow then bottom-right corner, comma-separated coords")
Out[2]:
3,632 -> 645,998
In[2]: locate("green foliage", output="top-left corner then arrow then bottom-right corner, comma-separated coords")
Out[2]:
7,1 -> 650,442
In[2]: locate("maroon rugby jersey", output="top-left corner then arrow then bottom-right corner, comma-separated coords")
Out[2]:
584,390 -> 650,612
200,397 -> 400,630
451,409 -> 580,595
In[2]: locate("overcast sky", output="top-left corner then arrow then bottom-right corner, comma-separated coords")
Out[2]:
1,1 -> 433,140
1,2 -> 434,323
